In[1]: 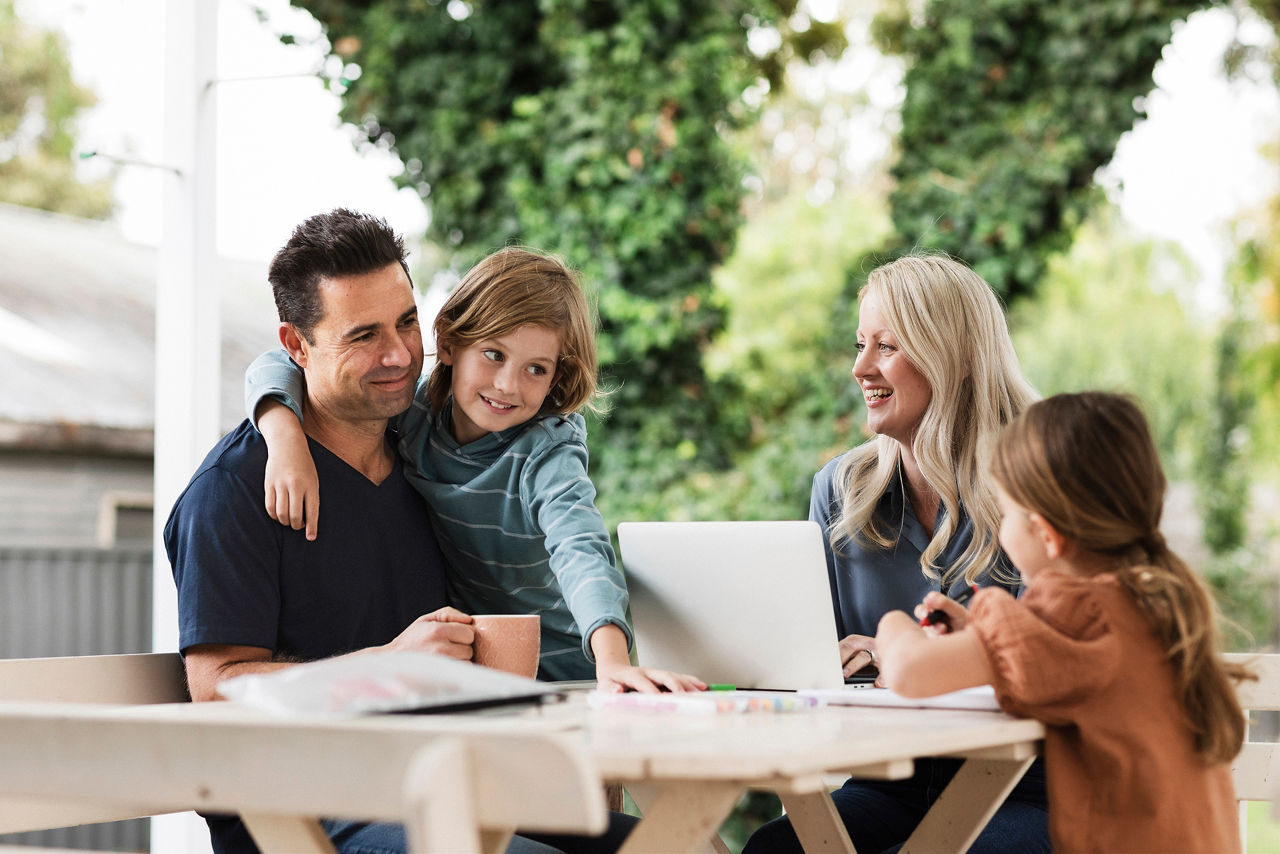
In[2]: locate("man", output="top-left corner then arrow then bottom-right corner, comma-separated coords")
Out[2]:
166,209 -> 472,853
166,210 -> 632,854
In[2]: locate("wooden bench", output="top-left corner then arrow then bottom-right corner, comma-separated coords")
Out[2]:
0,652 -> 189,837
1226,652 -> 1280,851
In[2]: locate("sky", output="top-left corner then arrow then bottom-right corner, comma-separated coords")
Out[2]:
18,0 -> 1280,309
20,0 -> 429,262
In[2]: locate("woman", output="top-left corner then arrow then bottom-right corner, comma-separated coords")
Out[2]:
744,254 -> 1049,854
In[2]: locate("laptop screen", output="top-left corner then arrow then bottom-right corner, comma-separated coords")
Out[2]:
619,520 -> 850,691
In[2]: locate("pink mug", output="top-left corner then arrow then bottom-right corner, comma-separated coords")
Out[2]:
471,614 -> 540,678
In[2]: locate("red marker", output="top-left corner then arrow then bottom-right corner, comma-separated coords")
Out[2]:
921,584 -> 977,630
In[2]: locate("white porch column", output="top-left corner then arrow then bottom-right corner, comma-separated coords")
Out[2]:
153,1 -> 219,852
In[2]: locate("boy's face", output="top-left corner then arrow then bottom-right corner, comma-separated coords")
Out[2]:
294,262 -> 423,425
440,324 -> 561,445
440,325 -> 560,448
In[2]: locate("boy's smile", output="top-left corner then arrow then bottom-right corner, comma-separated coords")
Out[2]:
440,324 -> 561,444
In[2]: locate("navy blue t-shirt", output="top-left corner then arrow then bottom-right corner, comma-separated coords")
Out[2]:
165,420 -> 450,660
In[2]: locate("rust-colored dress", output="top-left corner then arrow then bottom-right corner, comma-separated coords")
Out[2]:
968,571 -> 1240,854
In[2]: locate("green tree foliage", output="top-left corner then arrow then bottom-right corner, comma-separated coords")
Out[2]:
1195,236 -> 1276,649
1234,211 -> 1280,472
0,0 -> 112,218
1007,208 -> 1211,475
1221,0 -> 1280,477
1007,209 -> 1276,647
867,0 -> 1209,302
643,183 -> 891,523
285,0 -> 845,518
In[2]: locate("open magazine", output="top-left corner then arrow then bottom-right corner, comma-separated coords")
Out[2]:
219,650 -> 561,716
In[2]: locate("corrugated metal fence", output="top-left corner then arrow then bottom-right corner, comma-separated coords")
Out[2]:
0,545 -> 154,852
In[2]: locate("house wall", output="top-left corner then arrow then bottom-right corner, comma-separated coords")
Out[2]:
0,450 -> 152,547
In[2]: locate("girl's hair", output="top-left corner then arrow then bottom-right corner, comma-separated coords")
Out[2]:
991,391 -> 1250,763
427,246 -> 600,416
832,254 -> 1038,584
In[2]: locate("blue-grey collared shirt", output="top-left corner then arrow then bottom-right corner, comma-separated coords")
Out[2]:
809,452 -> 1019,640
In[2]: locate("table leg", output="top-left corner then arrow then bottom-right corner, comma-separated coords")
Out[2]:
622,781 -> 657,814
604,781 -> 625,811
241,813 -> 337,853
481,828 -> 516,854
619,781 -> 742,854
900,756 -> 1035,854
778,791 -> 857,854
624,782 -> 731,854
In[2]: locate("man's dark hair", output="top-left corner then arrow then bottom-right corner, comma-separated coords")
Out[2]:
268,208 -> 410,341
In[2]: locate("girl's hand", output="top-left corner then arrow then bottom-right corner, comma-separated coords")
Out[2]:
876,610 -> 923,647
874,610 -> 924,691
595,661 -> 706,694
259,402 -> 320,540
838,633 -> 878,679
875,609 -> 993,697
913,591 -> 970,635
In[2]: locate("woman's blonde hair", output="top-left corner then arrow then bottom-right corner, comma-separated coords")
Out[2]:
832,253 -> 1038,584
427,246 -> 600,416
991,391 -> 1250,763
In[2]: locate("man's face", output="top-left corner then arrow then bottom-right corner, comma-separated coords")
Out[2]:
293,262 -> 423,425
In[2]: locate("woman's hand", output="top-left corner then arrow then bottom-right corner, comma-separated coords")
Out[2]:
838,633 -> 878,679
913,591 -> 970,634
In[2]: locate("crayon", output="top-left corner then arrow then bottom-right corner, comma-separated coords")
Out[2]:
920,584 -> 977,631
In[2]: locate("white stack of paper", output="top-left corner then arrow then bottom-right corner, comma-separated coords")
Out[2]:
798,685 -> 1001,711
218,650 -> 559,716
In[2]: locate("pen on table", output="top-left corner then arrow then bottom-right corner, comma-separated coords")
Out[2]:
920,584 -> 977,630
708,684 -> 737,691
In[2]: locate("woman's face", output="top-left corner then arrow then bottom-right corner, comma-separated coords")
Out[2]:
853,292 -> 932,446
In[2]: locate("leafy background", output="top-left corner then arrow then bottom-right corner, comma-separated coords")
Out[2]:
9,0 -> 1280,844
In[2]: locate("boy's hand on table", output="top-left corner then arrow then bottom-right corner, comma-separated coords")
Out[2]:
589,622 -> 705,692
596,661 -> 707,694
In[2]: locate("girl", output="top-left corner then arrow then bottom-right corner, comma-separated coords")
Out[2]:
876,391 -> 1250,853
245,246 -> 703,692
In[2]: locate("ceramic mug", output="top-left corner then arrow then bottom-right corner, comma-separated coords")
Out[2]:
471,614 -> 540,678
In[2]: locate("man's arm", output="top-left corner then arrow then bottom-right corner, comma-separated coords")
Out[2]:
184,607 -> 478,702
184,644 -> 291,703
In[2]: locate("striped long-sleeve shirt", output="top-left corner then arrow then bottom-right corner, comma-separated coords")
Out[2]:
246,350 -> 631,680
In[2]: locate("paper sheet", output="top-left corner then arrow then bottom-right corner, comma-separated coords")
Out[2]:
798,685 -> 1001,711
587,689 -> 821,714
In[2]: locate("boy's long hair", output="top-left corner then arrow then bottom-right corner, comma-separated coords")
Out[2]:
427,246 -> 600,416
991,391 -> 1251,763
832,254 -> 1038,584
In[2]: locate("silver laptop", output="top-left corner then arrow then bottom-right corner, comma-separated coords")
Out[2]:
618,520 -> 865,690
